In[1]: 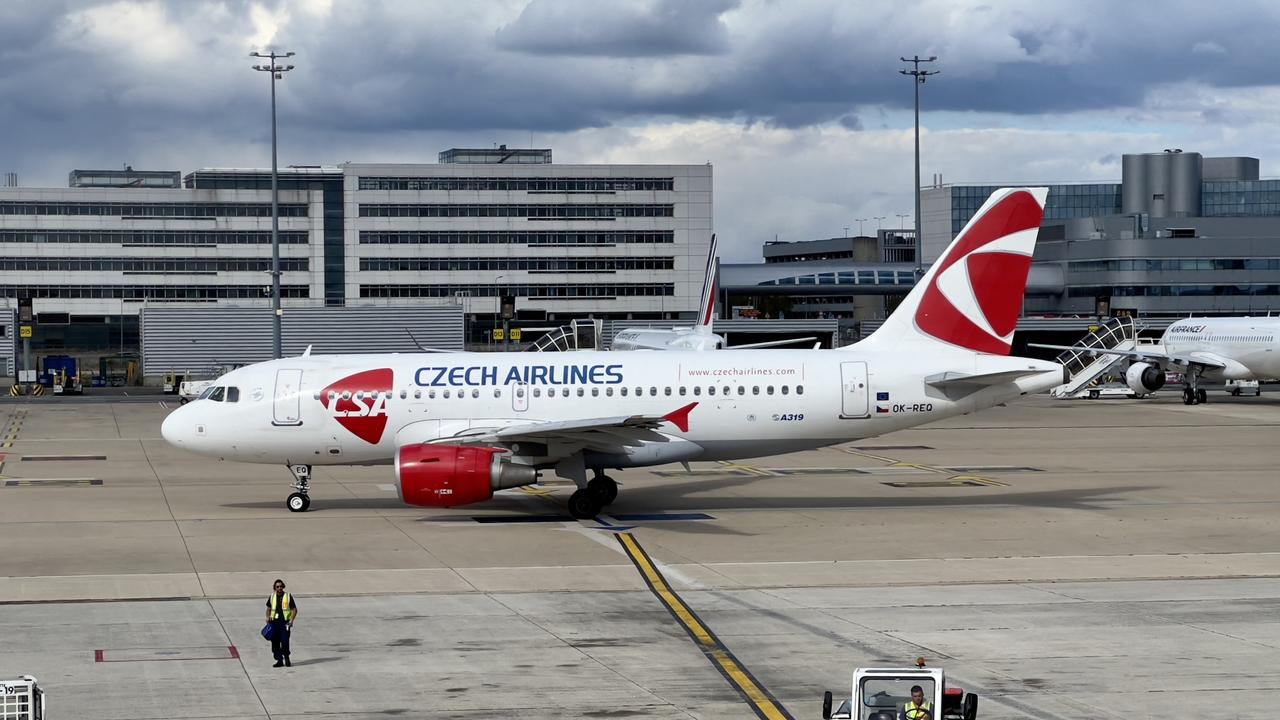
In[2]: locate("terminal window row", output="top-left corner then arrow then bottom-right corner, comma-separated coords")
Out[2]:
1069,284 -> 1280,297
358,230 -> 674,245
0,258 -> 310,273
0,285 -> 310,300
359,257 -> 674,273
357,204 -> 674,218
0,202 -> 308,218
357,177 -> 674,192
764,270 -> 916,286
360,283 -> 675,299
1070,258 -> 1280,272
0,230 -> 310,245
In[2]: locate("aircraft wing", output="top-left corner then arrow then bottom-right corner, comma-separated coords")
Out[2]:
427,402 -> 699,452
1028,344 -> 1228,370
725,336 -> 817,350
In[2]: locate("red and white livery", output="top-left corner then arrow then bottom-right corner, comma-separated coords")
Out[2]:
162,188 -> 1062,518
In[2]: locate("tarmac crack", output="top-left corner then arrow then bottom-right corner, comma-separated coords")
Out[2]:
487,593 -> 700,718
138,436 -> 209,599
206,599 -> 273,719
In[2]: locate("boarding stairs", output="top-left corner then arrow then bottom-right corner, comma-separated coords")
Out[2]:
1049,317 -> 1139,398
524,319 -> 603,352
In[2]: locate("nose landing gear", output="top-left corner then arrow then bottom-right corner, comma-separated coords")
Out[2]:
286,464 -> 312,512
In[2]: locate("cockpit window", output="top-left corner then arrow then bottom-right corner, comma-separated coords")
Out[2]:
226,387 -> 240,403
198,386 -> 217,400
207,386 -> 226,402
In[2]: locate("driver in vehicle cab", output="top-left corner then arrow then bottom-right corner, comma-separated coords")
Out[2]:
900,685 -> 932,720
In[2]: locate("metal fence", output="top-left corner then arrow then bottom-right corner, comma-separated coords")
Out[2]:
141,306 -> 463,375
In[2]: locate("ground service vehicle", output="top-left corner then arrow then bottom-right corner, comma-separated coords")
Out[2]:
822,660 -> 977,720
1227,379 -> 1261,396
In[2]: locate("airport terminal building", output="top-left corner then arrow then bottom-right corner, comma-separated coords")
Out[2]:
0,150 -> 712,350
921,150 -> 1280,318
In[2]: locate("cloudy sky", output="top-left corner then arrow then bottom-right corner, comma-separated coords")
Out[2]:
3,0 -> 1279,261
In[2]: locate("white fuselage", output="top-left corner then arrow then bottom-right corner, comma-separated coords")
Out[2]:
1161,318 -> 1280,380
162,347 -> 1062,469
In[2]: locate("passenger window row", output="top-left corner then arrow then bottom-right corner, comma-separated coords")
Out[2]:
314,385 -> 809,401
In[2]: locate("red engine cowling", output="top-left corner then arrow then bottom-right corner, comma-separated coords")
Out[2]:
396,445 -> 538,507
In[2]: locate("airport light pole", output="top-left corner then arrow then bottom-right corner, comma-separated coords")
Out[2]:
896,213 -> 909,229
251,50 -> 295,359
854,218 -> 867,235
873,216 -> 886,232
900,55 -> 938,277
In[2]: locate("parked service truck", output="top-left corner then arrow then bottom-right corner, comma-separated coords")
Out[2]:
822,660 -> 977,720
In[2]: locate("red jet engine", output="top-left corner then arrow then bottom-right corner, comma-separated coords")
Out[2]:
396,445 -> 538,507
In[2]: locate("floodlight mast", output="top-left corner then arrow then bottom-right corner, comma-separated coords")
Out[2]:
899,55 -> 938,277
250,50 -> 296,359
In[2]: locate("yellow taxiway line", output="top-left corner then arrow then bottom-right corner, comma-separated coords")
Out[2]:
616,532 -> 793,720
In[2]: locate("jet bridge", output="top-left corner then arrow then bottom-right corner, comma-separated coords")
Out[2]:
1049,317 -> 1144,398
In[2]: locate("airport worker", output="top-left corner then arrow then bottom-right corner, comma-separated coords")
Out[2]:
265,578 -> 298,667
899,685 -> 932,720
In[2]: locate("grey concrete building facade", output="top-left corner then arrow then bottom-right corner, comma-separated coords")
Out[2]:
921,150 -> 1280,317
0,151 -> 711,351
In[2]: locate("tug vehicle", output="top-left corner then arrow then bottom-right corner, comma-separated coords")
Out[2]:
821,659 -> 977,720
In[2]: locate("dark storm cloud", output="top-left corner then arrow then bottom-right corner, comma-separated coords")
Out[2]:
495,0 -> 737,57
3,0 -> 1280,186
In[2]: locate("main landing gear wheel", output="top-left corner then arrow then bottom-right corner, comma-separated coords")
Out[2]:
287,492 -> 310,513
1196,388 -> 1208,404
1183,388 -> 1197,405
568,488 -> 603,520
588,475 -> 618,506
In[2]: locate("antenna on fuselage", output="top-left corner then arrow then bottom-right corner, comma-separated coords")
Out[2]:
302,345 -> 312,357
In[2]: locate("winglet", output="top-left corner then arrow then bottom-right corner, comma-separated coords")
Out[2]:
302,344 -> 312,357
662,402 -> 698,432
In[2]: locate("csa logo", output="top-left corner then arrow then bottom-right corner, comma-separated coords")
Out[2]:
915,189 -> 1043,355
320,368 -> 393,444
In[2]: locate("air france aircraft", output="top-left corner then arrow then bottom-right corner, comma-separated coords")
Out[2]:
162,188 -> 1064,519
1036,317 -> 1280,405
609,234 -> 813,351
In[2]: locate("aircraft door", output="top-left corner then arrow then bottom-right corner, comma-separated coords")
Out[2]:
273,368 -> 304,426
512,382 -> 529,412
839,362 -> 869,418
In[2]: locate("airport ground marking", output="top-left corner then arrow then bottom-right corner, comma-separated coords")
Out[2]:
615,531 -> 794,720
841,447 -> 1009,487
716,460 -> 781,477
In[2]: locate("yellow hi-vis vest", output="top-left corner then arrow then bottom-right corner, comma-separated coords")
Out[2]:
269,592 -> 295,622
903,700 -> 932,720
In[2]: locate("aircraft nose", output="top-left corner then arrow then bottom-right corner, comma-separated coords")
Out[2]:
161,406 -> 190,447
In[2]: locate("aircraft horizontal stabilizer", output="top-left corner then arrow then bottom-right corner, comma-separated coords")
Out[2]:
925,368 -> 1062,400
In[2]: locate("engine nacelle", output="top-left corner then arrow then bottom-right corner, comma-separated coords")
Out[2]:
396,445 -> 538,507
1125,362 -> 1166,394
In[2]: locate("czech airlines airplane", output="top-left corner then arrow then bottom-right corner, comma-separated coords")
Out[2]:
161,188 -> 1063,518
609,234 -> 812,351
1036,317 -> 1280,405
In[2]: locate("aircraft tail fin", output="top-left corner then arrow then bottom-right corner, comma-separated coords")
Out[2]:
854,187 -> 1048,356
696,234 -> 718,333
